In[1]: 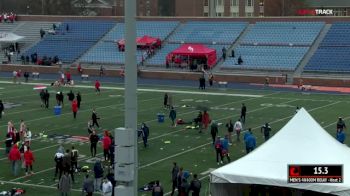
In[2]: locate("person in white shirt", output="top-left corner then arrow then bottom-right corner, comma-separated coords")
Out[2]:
102,178 -> 112,196
25,128 -> 32,146
234,119 -> 243,142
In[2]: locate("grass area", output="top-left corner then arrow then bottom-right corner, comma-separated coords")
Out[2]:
0,79 -> 348,196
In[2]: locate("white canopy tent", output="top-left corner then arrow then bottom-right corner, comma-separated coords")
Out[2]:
211,108 -> 350,195
0,32 -> 24,43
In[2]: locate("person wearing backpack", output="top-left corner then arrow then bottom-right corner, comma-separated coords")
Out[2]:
152,180 -> 164,196
53,149 -> 64,181
190,174 -> 201,196
214,136 -> 223,165
71,146 -> 79,173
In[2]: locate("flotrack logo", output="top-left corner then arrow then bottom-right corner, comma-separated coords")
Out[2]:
297,9 -> 334,16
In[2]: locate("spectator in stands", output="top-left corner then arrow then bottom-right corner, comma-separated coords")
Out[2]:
40,28 -> 45,39
20,55 -> 25,65
66,24 -> 69,32
336,129 -> 345,144
231,49 -> 235,58
238,55 -> 243,65
222,47 -> 227,61
25,55 -> 29,64
53,23 -> 57,31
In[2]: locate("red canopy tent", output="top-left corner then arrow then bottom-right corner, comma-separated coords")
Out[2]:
166,44 -> 217,68
117,35 -> 161,50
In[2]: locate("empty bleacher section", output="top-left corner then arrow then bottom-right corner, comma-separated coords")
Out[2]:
221,22 -> 324,71
0,22 -> 20,32
14,21 -> 54,51
79,21 -> 179,65
222,46 -> 309,70
24,20 -> 115,63
168,21 -> 247,44
305,23 -> 350,72
145,21 -> 246,68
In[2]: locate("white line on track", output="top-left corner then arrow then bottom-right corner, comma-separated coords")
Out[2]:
0,81 -> 263,98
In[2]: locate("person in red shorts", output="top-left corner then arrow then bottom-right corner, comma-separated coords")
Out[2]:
24,146 -> 34,176
102,131 -> 111,162
71,99 -> 78,119
95,80 -> 101,95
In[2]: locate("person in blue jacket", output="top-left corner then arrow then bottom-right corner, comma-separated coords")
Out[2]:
244,128 -> 256,154
221,135 -> 231,163
336,129 -> 346,144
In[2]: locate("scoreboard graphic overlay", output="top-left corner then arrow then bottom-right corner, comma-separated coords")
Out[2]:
288,165 -> 343,183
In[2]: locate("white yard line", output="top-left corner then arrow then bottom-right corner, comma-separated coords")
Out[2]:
0,96 -> 158,128
0,81 -> 263,98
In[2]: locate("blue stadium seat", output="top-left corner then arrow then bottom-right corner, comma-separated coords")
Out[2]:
24,20 -> 116,63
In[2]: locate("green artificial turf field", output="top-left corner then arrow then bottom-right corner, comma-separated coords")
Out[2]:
0,79 -> 348,196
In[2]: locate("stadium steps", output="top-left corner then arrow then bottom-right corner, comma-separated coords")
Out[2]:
162,22 -> 182,44
15,21 -> 56,60
213,24 -> 253,72
74,23 -> 118,65
0,22 -> 21,32
294,24 -> 331,77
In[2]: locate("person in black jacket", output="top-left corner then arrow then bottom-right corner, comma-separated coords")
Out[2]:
90,130 -> 99,157
0,100 -> 4,119
76,92 -> 81,109
67,90 -> 74,102
210,121 -> 219,145
5,133 -> 12,155
240,103 -> 247,124
190,174 -> 201,196
170,162 -> 179,196
44,90 -> 50,109
91,109 -> 100,128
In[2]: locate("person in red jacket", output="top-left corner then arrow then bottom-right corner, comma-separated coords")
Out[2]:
201,111 -> 210,133
8,144 -> 21,176
102,131 -> 111,162
95,80 -> 101,95
24,146 -> 34,176
71,99 -> 78,119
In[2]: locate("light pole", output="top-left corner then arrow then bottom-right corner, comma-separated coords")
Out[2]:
115,0 -> 137,195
